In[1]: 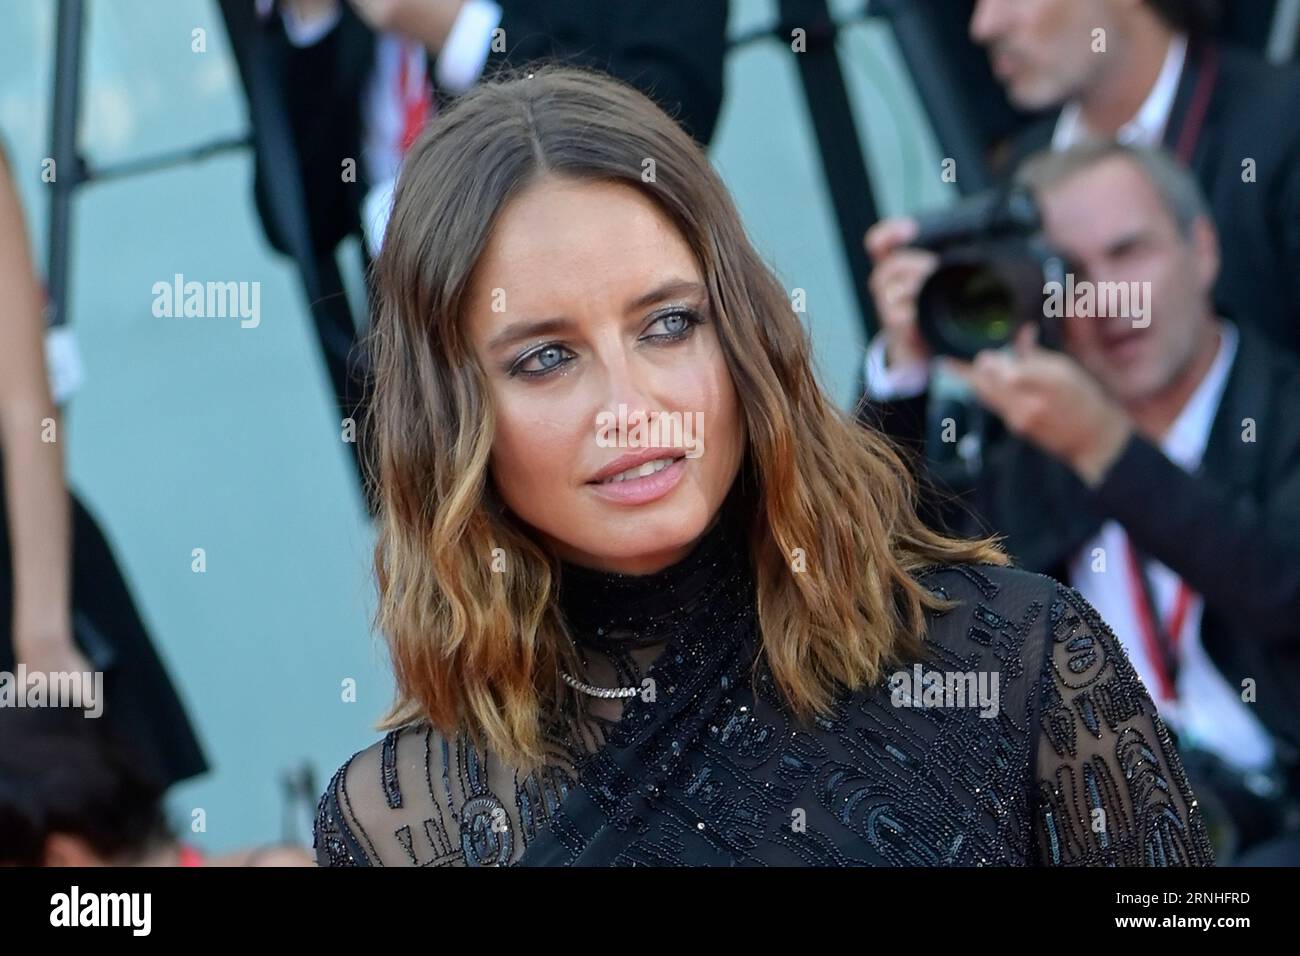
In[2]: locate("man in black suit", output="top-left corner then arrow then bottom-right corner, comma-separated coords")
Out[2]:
858,140 -> 1300,856
976,0 -> 1300,356
218,0 -> 730,494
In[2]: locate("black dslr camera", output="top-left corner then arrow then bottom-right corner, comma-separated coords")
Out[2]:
906,187 -> 1072,360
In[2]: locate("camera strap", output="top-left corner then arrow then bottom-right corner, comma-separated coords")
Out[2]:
1122,536 -> 1194,702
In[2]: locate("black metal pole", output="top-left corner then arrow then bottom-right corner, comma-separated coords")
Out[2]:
777,0 -> 881,341
46,0 -> 88,330
871,0 -> 992,196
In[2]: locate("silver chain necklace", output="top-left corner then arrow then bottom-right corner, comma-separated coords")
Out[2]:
560,669 -> 641,699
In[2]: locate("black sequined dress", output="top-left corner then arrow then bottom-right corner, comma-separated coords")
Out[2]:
314,492 -> 1215,866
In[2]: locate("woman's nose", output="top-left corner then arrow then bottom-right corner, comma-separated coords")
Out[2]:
594,349 -> 660,442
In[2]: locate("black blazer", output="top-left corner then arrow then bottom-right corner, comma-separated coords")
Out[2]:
1003,40 -> 1300,357
857,320 -> 1300,761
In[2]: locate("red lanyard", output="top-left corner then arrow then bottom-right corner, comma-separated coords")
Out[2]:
1171,43 -> 1219,164
1122,538 -> 1194,702
397,42 -> 432,155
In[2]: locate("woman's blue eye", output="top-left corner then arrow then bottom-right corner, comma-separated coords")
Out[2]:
534,346 -> 566,369
508,308 -> 703,379
512,344 -> 573,377
661,313 -> 688,334
645,308 -> 702,339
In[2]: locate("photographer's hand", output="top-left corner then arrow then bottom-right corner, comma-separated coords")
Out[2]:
864,217 -> 936,369
941,325 -> 1132,487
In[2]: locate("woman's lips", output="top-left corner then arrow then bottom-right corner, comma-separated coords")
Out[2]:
586,456 -> 687,505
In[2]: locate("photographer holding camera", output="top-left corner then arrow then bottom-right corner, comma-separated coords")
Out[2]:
970,0 -> 1300,356
857,139 -> 1300,863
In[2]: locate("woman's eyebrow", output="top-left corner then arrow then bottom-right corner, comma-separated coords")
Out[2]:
486,279 -> 706,351
626,278 -> 706,312
487,317 -> 574,351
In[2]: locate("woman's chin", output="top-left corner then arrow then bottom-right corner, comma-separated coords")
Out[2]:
548,503 -> 713,574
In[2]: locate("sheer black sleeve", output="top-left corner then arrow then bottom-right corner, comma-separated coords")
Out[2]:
1032,583 -> 1215,866
312,722 -> 549,867
312,725 -> 468,867
313,751 -> 381,867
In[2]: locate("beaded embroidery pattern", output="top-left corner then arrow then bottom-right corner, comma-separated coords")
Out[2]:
314,513 -> 1214,867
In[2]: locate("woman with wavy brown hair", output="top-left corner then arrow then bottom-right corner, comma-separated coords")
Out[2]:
313,65 -> 1213,867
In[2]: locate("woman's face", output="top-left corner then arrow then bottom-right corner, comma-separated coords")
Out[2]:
463,176 -> 745,575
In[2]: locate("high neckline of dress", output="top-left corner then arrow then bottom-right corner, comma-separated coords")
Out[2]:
556,487 -> 753,650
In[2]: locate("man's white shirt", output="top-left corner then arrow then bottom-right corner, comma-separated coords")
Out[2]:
1065,321 -> 1274,771
1051,33 -> 1188,149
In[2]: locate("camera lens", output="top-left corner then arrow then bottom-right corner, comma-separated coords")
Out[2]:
927,264 -> 1017,356
916,244 -> 1048,359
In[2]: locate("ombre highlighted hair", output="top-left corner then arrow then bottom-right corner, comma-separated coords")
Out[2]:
367,64 -> 1008,771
